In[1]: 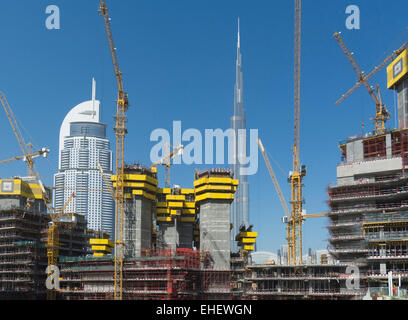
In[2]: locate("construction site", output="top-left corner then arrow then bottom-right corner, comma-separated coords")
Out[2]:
1,0 -> 408,301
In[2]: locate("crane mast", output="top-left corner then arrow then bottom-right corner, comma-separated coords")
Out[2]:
288,0 -> 305,266
99,0 -> 129,300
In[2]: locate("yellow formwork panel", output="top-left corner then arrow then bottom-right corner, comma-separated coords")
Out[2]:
195,192 -> 234,202
112,182 -> 157,193
157,188 -> 171,194
157,216 -> 172,222
193,177 -> 235,187
0,179 -> 49,200
181,189 -> 195,194
156,208 -> 170,214
243,245 -> 255,251
170,209 -> 181,215
184,202 -> 195,208
238,231 -> 258,238
166,195 -> 185,201
93,252 -> 106,257
156,202 -> 167,208
242,238 -> 256,244
182,208 -> 195,214
168,201 -> 184,208
89,238 -> 114,247
91,245 -> 112,253
132,190 -> 156,201
111,174 -> 158,186
195,184 -> 234,194
180,217 -> 195,223
387,48 -> 408,89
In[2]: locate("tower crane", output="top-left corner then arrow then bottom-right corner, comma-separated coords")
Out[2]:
0,91 -> 77,300
150,143 -> 184,188
0,147 -> 50,165
287,0 -> 306,266
99,0 -> 129,300
334,32 -> 391,135
258,138 -> 328,263
335,34 -> 408,106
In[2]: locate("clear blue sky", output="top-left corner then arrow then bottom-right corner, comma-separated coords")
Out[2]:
0,0 -> 407,255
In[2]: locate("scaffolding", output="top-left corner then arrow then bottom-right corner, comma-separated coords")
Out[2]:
59,248 -> 234,300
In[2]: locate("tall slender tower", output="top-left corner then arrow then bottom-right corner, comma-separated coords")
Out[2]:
231,20 -> 250,252
53,79 -> 115,238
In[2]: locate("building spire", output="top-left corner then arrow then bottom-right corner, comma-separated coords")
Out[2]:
237,18 -> 240,49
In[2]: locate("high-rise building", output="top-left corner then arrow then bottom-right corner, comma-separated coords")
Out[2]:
231,20 -> 250,252
53,79 -> 114,237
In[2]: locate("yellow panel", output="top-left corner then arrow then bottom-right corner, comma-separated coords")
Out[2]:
195,184 -> 234,194
132,190 -> 156,201
184,202 -> 195,208
90,238 -> 114,247
157,188 -> 171,194
195,193 -> 234,202
170,209 -> 181,215
166,195 -> 185,201
157,216 -> 172,222
168,201 -> 183,208
239,231 -> 258,238
156,208 -> 170,214
180,217 -> 195,223
387,48 -> 408,89
194,177 -> 235,187
111,174 -> 158,186
181,189 -> 195,194
243,245 -> 255,251
182,208 -> 195,214
242,238 -> 256,244
91,245 -> 112,253
156,202 -> 167,208
93,252 -> 105,257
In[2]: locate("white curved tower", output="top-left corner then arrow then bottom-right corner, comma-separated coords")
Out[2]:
53,79 -> 114,238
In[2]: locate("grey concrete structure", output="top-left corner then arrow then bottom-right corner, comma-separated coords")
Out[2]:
200,201 -> 231,270
124,196 -> 153,259
158,220 -> 194,250
397,78 -> 408,129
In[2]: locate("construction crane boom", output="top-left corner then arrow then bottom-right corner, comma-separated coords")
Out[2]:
150,143 -> 184,188
257,138 -> 290,217
99,0 -> 128,300
1,91 -> 76,300
96,162 -> 116,199
334,32 -> 390,135
0,148 -> 50,165
336,37 -> 408,105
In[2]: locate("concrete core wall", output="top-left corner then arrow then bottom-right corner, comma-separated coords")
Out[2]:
199,200 -> 230,270
158,220 -> 193,250
124,196 -> 152,258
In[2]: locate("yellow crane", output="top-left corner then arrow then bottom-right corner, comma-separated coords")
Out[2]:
335,33 -> 408,107
99,0 -> 129,300
258,138 -> 329,263
287,0 -> 306,266
150,143 -> 184,188
96,162 -> 116,199
334,32 -> 391,135
0,147 -> 50,165
0,91 -> 77,300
